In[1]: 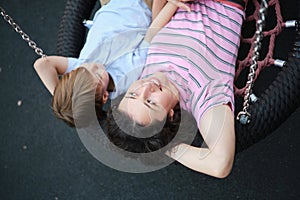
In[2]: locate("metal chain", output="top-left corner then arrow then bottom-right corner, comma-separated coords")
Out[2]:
0,6 -> 46,57
237,0 -> 269,125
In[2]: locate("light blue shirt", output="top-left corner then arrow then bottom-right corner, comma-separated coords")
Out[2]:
66,0 -> 151,98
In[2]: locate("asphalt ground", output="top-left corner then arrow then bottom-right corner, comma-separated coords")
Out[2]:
0,0 -> 299,199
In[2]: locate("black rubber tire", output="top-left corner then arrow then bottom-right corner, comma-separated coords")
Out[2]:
56,0 -> 300,152
56,0 -> 97,57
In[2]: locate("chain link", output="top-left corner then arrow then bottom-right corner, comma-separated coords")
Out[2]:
237,0 -> 269,125
0,6 -> 46,57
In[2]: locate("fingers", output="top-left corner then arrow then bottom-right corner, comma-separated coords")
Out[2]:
167,0 -> 191,12
177,1 -> 191,12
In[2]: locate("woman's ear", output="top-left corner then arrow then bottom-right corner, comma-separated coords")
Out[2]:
102,91 -> 109,104
168,109 -> 174,121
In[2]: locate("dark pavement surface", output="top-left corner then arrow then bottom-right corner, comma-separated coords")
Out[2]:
0,0 -> 299,199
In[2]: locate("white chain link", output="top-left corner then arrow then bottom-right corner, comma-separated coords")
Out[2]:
0,6 -> 46,57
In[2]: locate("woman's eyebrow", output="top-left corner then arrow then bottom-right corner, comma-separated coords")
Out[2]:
125,96 -> 155,110
125,96 -> 136,100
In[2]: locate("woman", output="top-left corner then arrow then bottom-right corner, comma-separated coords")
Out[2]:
107,0 -> 246,178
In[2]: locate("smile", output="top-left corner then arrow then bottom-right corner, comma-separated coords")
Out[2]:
148,78 -> 162,91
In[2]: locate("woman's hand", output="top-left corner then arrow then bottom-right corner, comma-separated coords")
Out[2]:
167,0 -> 196,12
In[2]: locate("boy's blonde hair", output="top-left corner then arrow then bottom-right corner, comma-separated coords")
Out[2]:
52,67 -> 105,127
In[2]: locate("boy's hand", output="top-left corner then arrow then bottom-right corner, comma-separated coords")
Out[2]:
167,0 -> 195,12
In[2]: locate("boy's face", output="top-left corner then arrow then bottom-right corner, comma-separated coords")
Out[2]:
81,63 -> 109,92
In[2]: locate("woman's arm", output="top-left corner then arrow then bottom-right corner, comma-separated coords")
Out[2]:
152,0 -> 192,20
33,56 -> 68,95
145,0 -> 192,43
167,105 -> 236,178
151,0 -> 168,20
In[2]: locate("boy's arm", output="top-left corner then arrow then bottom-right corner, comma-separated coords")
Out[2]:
34,56 -> 68,95
145,0 -> 192,43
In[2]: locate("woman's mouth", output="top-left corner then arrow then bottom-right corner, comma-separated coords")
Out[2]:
148,78 -> 162,91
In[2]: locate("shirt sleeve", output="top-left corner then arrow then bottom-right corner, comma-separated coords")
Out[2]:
65,57 -> 80,74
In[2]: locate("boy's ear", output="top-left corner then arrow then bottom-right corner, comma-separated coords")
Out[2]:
102,91 -> 109,104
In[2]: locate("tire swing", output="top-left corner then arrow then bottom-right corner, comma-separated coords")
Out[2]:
57,0 -> 300,152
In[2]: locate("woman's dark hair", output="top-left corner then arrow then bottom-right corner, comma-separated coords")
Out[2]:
104,95 -> 198,165
106,99 -> 180,153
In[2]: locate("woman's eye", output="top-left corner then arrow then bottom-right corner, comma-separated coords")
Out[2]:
147,99 -> 156,105
129,92 -> 137,97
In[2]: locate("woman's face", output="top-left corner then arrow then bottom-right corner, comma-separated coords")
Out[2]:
118,72 -> 179,126
81,63 -> 109,92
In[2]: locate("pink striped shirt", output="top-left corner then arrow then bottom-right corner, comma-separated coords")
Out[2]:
141,0 -> 245,128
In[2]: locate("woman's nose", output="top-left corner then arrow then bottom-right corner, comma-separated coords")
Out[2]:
139,83 -> 155,97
